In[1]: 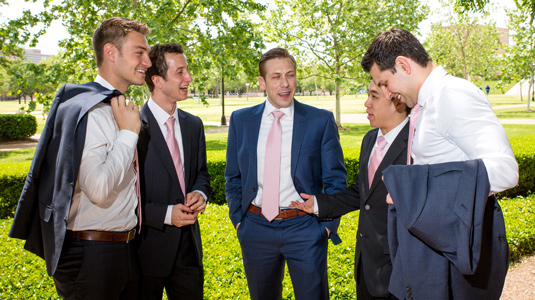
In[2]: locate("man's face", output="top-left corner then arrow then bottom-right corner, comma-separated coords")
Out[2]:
365,81 -> 399,133
258,57 -> 296,109
370,62 -> 417,108
158,52 -> 192,102
114,31 -> 151,88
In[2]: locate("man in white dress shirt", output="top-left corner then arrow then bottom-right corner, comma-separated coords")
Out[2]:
10,17 -> 151,299
360,27 -> 518,299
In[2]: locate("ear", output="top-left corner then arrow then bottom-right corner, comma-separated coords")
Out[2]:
395,56 -> 412,75
258,76 -> 266,91
103,43 -> 117,63
152,75 -> 163,89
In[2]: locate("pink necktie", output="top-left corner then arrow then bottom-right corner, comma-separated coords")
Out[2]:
262,110 -> 285,221
165,116 -> 186,198
368,136 -> 387,189
133,150 -> 142,233
407,104 -> 422,165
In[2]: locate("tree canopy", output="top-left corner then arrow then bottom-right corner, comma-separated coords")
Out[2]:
265,0 -> 428,127
0,0 -> 266,103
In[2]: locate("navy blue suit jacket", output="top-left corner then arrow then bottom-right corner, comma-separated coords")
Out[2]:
9,82 -> 117,275
383,160 -> 509,300
136,105 -> 211,276
225,100 -> 347,244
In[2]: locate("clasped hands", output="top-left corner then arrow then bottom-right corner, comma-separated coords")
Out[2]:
171,192 -> 207,228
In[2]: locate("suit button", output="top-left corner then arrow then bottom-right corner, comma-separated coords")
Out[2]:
252,188 -> 256,192
63,218 -> 67,224
499,236 -> 507,242
364,204 -> 370,210
495,206 -> 500,212
70,182 -> 74,187
359,233 -> 363,237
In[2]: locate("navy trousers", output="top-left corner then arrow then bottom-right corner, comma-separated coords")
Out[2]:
237,211 -> 329,300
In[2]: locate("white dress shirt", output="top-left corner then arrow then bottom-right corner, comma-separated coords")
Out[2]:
412,66 -> 519,193
146,98 -> 207,225
253,100 -> 301,209
68,75 -> 139,231
368,117 -> 409,168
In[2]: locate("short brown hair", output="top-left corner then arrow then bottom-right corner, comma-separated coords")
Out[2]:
92,17 -> 151,67
145,43 -> 185,92
259,48 -> 297,78
361,28 -> 431,73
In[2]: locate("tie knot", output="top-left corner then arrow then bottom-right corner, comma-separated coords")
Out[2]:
376,136 -> 387,149
271,110 -> 284,120
165,116 -> 176,131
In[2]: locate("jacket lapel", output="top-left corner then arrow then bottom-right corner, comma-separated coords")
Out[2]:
362,129 -> 378,194
178,109 -> 191,190
140,106 -> 182,191
291,100 -> 307,180
248,103 -> 264,182
368,122 -> 410,196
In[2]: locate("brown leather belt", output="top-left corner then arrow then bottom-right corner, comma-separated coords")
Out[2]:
248,204 -> 307,220
70,229 -> 136,243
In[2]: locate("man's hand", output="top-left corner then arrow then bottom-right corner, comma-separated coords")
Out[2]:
111,95 -> 141,134
186,192 -> 207,213
171,203 -> 198,227
289,193 -> 316,214
386,193 -> 394,205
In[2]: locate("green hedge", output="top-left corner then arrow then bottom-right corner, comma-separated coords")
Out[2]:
0,151 -> 532,213
1,195 -> 534,299
0,114 -> 37,140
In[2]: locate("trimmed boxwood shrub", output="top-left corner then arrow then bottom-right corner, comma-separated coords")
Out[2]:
0,114 -> 38,140
1,195 -> 535,299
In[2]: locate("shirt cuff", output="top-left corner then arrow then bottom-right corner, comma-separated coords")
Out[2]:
164,205 -> 173,225
313,197 -> 319,215
193,190 -> 208,202
117,129 -> 139,149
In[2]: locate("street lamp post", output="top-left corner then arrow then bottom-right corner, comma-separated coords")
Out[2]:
246,83 -> 250,102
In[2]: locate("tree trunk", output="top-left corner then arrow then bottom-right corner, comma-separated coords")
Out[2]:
335,81 -> 341,128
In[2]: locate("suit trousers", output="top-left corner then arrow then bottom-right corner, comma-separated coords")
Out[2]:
237,211 -> 329,300
53,233 -> 139,300
357,256 -> 398,300
138,226 -> 204,300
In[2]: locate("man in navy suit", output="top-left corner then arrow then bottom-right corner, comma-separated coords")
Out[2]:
291,80 -> 409,300
136,43 -> 211,300
225,47 -> 347,300
9,17 -> 151,299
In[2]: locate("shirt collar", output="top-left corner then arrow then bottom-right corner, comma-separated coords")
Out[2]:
147,97 -> 178,127
262,98 -> 294,119
94,75 -> 116,91
378,116 -> 409,145
417,65 -> 448,108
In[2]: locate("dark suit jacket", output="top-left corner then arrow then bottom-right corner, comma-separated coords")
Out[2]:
225,100 -> 347,244
9,82 -> 116,276
316,122 -> 409,298
383,160 -> 509,300
136,105 -> 211,277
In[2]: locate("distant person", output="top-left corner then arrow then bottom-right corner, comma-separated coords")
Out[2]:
290,79 -> 409,300
225,47 -> 347,300
486,85 -> 490,95
361,27 -> 518,300
10,17 -> 151,299
136,43 -> 211,299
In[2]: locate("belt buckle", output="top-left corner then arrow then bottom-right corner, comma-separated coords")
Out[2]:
126,230 -> 133,243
